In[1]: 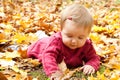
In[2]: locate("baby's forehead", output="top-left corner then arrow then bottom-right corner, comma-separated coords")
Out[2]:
63,23 -> 89,33
65,19 -> 90,29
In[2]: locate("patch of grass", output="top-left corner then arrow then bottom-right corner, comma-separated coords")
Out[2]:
28,66 -> 48,80
71,65 -> 106,80
29,65 -> 106,80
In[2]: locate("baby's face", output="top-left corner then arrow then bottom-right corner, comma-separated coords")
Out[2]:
61,19 -> 90,49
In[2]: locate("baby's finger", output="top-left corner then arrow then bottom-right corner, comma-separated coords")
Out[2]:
87,68 -> 93,74
83,66 -> 89,74
91,69 -> 95,74
79,66 -> 84,70
89,68 -> 95,74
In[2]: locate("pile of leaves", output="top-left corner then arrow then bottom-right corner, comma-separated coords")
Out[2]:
0,0 -> 120,80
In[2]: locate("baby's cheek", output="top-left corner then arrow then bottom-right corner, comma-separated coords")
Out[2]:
78,42 -> 84,47
63,39 -> 70,46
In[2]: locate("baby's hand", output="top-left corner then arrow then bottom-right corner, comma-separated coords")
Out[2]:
50,70 -> 63,80
81,65 -> 95,75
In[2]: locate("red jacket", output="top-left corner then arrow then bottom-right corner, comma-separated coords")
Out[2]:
27,32 -> 100,76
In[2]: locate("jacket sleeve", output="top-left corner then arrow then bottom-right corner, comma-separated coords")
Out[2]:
42,38 -> 61,76
83,41 -> 100,71
27,40 -> 41,59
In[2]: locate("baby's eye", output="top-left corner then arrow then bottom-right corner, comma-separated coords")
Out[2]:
67,35 -> 73,38
78,37 -> 83,39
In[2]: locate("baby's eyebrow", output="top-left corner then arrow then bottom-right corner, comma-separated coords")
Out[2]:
79,35 -> 85,37
65,32 -> 72,35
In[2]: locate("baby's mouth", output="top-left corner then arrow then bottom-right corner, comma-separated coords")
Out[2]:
70,45 -> 77,48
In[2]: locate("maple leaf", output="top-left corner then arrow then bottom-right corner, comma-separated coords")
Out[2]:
11,33 -> 26,44
18,46 -> 28,59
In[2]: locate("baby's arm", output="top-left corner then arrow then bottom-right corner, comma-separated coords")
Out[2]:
82,43 -> 100,74
27,40 -> 41,59
41,38 -> 63,79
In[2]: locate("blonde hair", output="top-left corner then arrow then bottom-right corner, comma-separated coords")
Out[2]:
60,4 -> 93,32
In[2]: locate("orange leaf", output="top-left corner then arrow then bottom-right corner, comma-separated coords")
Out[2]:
24,76 -> 33,80
18,47 -> 28,59
0,72 -> 8,80
0,31 -> 6,40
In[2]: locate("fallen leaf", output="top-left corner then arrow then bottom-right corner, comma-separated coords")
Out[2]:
0,72 -> 8,80
18,47 -> 28,59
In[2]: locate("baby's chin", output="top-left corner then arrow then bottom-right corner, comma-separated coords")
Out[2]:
69,46 -> 82,50
69,46 -> 79,50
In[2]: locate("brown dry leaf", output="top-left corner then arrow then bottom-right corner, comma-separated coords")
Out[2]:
0,72 -> 8,80
60,67 -> 82,80
58,60 -> 82,80
24,75 -> 33,80
28,59 -> 40,67
58,60 -> 71,79
18,47 -> 28,59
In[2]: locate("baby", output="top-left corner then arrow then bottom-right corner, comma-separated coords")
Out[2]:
27,3 -> 100,80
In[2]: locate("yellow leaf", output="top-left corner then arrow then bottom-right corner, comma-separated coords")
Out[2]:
96,71 -> 106,80
12,33 -> 38,44
11,66 -> 27,77
89,33 -> 101,43
0,59 -> 15,67
12,14 -> 21,20
111,72 -> 120,80
5,51 -> 20,59
12,33 -> 27,44
88,74 -> 96,80
93,26 -> 107,33
15,74 -> 21,80
0,39 -> 10,43
5,24 -> 13,30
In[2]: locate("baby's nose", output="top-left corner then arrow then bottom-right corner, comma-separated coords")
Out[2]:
71,39 -> 77,45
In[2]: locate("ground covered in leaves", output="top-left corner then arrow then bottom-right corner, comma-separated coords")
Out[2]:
0,0 -> 120,80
